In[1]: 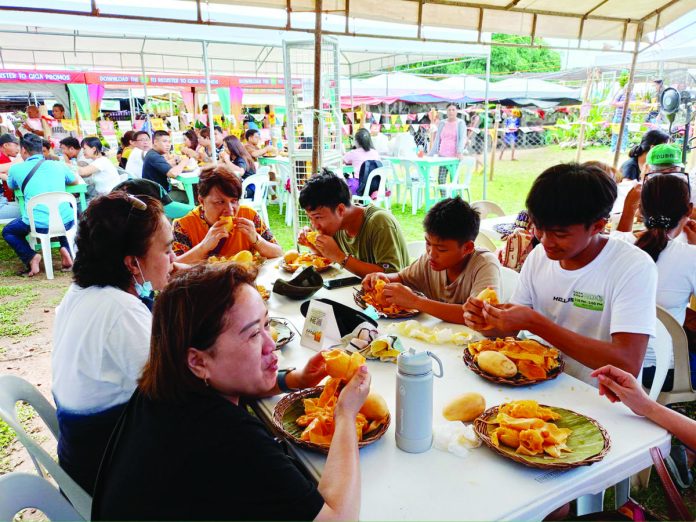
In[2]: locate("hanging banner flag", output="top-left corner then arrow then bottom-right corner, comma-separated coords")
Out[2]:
408,113 -> 417,121
383,123 -> 391,131
99,120 -> 115,135
80,120 -> 97,136
421,123 -> 430,131
345,112 -> 354,123
365,111 -> 372,120
390,115 -> 398,125
399,115 -> 408,125
61,119 -> 78,132
151,118 -> 166,131
167,116 -> 180,132
417,112 -> 426,120
355,110 -> 363,122
342,124 -> 350,135
373,112 -> 382,123
252,113 -> 264,122
370,123 -> 381,133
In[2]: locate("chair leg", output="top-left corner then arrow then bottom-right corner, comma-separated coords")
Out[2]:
39,237 -> 53,280
614,478 -> 630,508
576,492 -> 604,516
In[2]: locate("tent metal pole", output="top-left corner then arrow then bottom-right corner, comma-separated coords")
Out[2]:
202,40 -> 217,164
312,0 -> 323,174
612,22 -> 643,169
349,62 -> 354,110
482,48 -> 490,200
128,88 -> 135,125
140,52 -> 150,132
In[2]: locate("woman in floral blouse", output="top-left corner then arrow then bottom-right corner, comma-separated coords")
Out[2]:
173,166 -> 282,263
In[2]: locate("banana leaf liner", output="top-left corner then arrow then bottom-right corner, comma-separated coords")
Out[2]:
462,340 -> 565,386
473,404 -> 610,470
272,386 -> 390,454
353,288 -> 422,319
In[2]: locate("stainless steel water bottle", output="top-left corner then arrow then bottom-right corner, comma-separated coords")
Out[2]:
395,348 -> 444,453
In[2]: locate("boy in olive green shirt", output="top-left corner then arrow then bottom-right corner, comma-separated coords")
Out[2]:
298,171 -> 409,277
364,197 -> 500,324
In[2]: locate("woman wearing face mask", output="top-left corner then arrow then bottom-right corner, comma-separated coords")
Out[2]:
52,192 -> 176,495
173,165 -> 282,263
92,263 -> 370,521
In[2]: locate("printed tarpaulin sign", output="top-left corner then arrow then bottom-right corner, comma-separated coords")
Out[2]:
80,120 -> 97,136
61,119 -> 78,132
150,118 -> 166,131
99,121 -> 116,135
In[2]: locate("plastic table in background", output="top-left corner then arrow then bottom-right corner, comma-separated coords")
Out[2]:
251,262 -> 671,521
387,156 -> 460,210
259,156 -> 354,176
14,184 -> 88,220
175,168 -> 200,206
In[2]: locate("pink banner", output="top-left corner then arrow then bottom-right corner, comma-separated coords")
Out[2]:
88,84 -> 105,120
0,69 -> 85,84
99,120 -> 115,135
181,90 -> 195,114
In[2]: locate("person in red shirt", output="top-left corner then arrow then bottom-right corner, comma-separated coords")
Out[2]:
0,133 -> 21,220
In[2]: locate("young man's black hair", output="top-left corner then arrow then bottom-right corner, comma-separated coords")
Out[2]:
60,136 -> 81,150
526,162 -> 617,230
152,130 -> 170,141
245,129 -> 260,141
424,196 -> 480,243
299,170 -> 351,211
20,133 -> 43,155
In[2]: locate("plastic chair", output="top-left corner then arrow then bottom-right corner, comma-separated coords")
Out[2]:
407,240 -> 426,262
499,266 -> 520,303
352,167 -> 391,210
395,160 -> 425,215
439,157 -> 475,202
0,473 -> 84,521
240,172 -> 271,225
0,375 -> 92,519
256,165 -> 274,205
655,305 -> 696,405
471,200 -> 505,219
26,192 -> 78,280
474,231 -> 497,252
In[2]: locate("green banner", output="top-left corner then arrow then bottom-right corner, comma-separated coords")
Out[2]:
67,83 -> 90,120
216,87 -> 231,116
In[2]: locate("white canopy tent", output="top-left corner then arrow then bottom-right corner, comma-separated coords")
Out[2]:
489,77 -> 582,100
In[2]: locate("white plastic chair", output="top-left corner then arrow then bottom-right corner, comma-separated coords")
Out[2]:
240,172 -> 271,225
0,375 -> 92,519
26,192 -> 78,280
275,162 -> 291,215
256,165 -> 274,204
394,160 -> 425,215
352,166 -> 391,210
655,305 -> 696,405
439,157 -> 476,202
0,473 -> 84,521
474,231 -> 497,252
499,266 -> 520,303
407,240 -> 426,262
471,200 -> 505,219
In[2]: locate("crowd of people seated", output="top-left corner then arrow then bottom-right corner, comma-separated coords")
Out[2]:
0,109 -> 694,519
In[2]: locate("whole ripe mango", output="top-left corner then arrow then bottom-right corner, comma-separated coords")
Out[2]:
442,392 -> 486,422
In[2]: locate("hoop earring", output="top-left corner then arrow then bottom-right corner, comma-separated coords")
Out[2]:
204,376 -> 210,387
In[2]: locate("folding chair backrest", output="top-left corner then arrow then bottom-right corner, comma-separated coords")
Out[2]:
256,165 -> 271,178
655,306 -> 696,405
242,173 -> 270,205
26,192 -> 78,236
399,160 -> 420,183
0,375 -> 92,519
361,167 -> 388,199
455,157 -> 476,187
648,307 -> 675,400
471,200 -> 505,219
0,473 -> 84,521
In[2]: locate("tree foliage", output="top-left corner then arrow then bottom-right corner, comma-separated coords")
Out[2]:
399,34 -> 561,76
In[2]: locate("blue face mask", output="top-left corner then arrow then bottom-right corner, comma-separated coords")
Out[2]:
133,259 -> 155,310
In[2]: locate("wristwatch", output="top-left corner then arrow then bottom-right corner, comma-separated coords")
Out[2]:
276,367 -> 297,393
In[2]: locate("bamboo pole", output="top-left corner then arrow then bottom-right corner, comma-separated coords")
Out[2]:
575,68 -> 595,163
612,22 -> 643,169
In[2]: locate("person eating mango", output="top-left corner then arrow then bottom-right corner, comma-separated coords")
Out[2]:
173,166 -> 282,263
363,197 -> 500,324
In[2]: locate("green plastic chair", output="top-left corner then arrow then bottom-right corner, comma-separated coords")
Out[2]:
0,375 -> 92,519
0,473 -> 84,521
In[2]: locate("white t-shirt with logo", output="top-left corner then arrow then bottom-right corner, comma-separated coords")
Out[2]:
512,237 -> 657,384
611,231 -> 696,368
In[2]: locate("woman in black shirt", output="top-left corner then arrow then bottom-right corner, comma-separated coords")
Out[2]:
92,263 -> 370,521
620,129 -> 669,180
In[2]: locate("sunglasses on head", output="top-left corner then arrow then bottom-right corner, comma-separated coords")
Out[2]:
644,169 -> 690,194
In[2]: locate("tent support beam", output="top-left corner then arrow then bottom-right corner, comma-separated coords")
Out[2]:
312,0 -> 323,175
139,49 -> 149,131
482,48 -> 490,200
612,21 -> 643,169
202,40 -> 217,164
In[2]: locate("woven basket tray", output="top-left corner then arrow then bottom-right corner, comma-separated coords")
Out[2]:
462,343 -> 565,386
353,288 -> 421,319
280,257 -> 333,273
473,405 -> 611,470
272,386 -> 390,454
